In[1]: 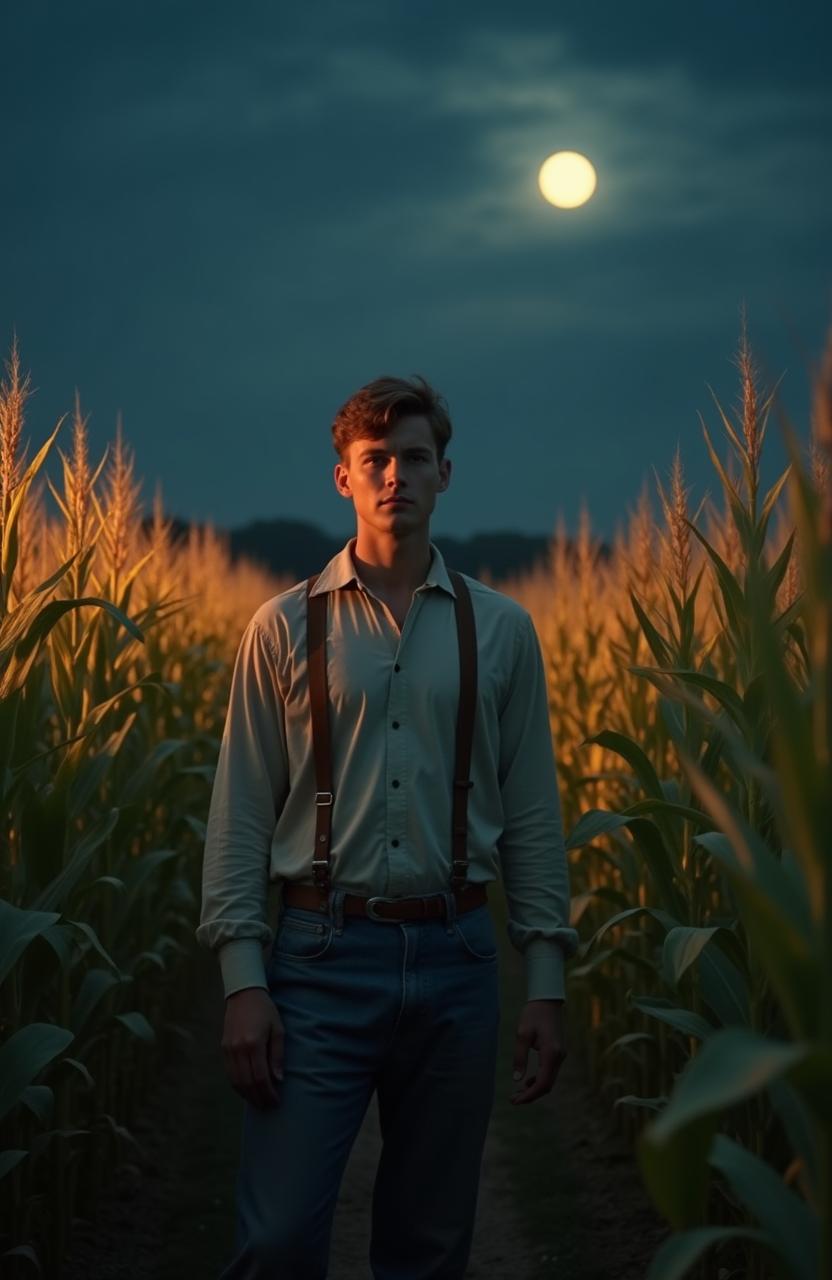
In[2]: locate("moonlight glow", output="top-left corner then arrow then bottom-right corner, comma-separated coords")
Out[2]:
538,151 -> 597,209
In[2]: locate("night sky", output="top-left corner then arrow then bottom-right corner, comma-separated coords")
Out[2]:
3,1 -> 830,543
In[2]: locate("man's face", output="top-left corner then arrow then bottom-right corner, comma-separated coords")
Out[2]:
334,414 -> 451,533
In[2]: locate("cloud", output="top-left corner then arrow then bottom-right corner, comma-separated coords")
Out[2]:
70,19 -> 830,258
37,16 -> 828,346
339,28 -> 830,252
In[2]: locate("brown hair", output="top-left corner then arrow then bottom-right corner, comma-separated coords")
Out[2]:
332,374 -> 453,464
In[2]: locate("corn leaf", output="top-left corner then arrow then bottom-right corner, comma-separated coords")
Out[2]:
0,1023 -> 74,1125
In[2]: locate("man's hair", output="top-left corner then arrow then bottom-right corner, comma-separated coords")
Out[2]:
332,374 -> 453,464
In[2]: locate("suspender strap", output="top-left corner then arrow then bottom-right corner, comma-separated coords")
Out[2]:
447,570 -> 477,891
306,574 -> 334,893
304,570 -> 478,897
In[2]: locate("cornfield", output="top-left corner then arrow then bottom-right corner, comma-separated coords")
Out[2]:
0,315 -> 829,1279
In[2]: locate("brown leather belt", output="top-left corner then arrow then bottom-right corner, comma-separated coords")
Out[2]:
282,881 -> 488,921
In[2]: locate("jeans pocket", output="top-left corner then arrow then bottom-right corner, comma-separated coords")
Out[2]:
452,905 -> 498,961
273,907 -> 334,961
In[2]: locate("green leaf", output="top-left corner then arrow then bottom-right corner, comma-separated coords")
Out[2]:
20,1085 -> 54,1126
0,1242 -> 43,1271
71,968 -> 125,1036
784,1045 -> 832,1128
696,939 -> 750,1028
86,876 -> 126,894
630,667 -> 747,730
628,817 -> 687,918
601,1031 -> 656,1059
687,513 -> 747,640
0,900 -> 61,988
628,590 -> 672,666
632,997 -> 716,1042
639,1106 -> 716,1227
645,1225 -> 772,1280
0,1023 -> 74,1125
118,738 -> 187,806
0,595 -> 145,699
61,918 -> 122,976
661,926 -> 720,988
708,1132 -> 818,1280
56,1056 -> 95,1091
585,905 -> 679,954
112,848 -> 181,933
113,1011 -> 155,1043
131,949 -> 167,974
767,1078 -> 820,1202
758,460 -> 791,531
614,1094 -> 667,1113
623,798 -> 712,828
692,822 -> 816,1040
30,807 -> 120,914
566,807 -> 630,849
0,1149 -> 29,1180
764,527 -> 796,602
1,416 -> 65,591
37,921 -> 76,973
648,1028 -> 807,1145
582,730 -> 664,800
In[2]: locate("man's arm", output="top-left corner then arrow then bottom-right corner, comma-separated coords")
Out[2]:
496,609 -> 580,1003
195,615 -> 290,998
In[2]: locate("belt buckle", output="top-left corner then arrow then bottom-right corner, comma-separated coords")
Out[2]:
365,895 -> 404,922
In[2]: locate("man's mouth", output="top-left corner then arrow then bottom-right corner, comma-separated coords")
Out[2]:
381,497 -> 412,505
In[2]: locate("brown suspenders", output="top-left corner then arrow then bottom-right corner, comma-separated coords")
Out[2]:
305,570 -> 477,899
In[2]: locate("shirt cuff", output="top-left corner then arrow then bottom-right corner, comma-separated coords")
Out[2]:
218,938 -> 269,999
524,938 -> 567,1002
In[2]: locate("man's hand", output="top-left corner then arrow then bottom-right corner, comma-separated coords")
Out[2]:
222,987 -> 285,1110
510,998 -> 567,1105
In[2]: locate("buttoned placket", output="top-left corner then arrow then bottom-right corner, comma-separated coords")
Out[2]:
357,580 -> 433,897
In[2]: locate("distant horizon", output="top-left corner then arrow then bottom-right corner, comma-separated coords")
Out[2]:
32,415 -> 791,551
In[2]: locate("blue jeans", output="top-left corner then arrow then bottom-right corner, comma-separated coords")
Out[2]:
220,886 -> 501,1279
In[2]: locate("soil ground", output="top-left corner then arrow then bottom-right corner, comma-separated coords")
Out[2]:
62,925 -> 669,1279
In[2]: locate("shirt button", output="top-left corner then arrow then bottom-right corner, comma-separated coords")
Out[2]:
392,720 -> 400,729
392,779 -> 400,788
394,663 -> 400,672
391,839 -> 400,847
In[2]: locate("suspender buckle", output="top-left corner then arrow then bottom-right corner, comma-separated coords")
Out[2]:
312,859 -> 331,892
315,791 -> 334,805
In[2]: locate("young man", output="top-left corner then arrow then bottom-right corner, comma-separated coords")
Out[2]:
197,374 -> 579,1279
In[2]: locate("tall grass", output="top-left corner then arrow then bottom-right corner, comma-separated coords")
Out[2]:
502,313 -> 830,1280
0,333 -> 288,1276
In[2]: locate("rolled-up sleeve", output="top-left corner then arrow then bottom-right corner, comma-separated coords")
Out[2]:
195,617 -> 289,998
497,610 -> 580,1002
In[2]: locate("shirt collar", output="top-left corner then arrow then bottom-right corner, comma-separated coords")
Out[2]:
309,535 -> 457,598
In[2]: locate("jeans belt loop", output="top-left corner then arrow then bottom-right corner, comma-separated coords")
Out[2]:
443,888 -> 457,934
330,886 -> 345,934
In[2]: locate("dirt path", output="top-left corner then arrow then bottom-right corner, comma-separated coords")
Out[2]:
62,942 -> 668,1279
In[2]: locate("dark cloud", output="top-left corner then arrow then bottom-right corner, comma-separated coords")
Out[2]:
2,1 -> 830,541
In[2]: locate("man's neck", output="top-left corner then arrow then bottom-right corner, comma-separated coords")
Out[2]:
351,530 -> 432,597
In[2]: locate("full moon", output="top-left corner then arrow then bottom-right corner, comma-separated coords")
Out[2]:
538,151 -> 597,209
